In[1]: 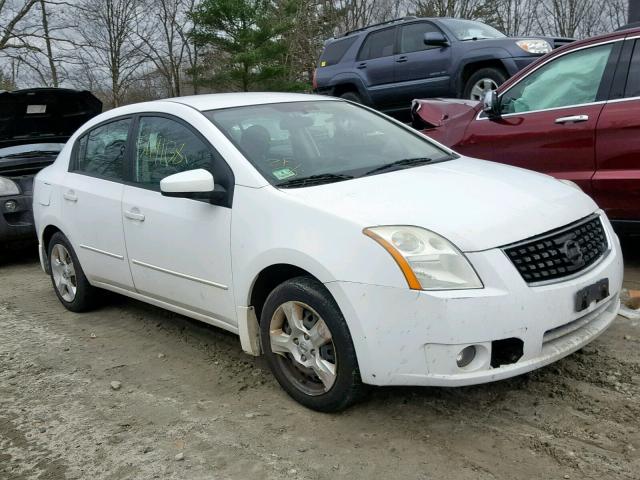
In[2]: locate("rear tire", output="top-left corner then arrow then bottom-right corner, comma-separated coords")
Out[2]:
463,68 -> 507,101
339,91 -> 363,104
260,276 -> 367,412
48,232 -> 98,312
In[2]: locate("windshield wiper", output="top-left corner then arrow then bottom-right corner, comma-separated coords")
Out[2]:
364,157 -> 435,176
277,173 -> 354,188
1,150 -> 60,159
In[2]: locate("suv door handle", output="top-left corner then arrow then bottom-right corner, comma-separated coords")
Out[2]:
356,62 -> 367,69
555,115 -> 589,124
396,56 -> 408,63
63,190 -> 78,202
124,209 -> 145,222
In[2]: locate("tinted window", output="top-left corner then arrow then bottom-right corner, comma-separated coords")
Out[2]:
75,118 -> 129,181
133,116 -> 222,189
320,37 -> 357,66
205,101 -> 453,186
500,43 -> 614,114
625,40 -> 640,98
400,23 -> 441,53
358,28 -> 395,60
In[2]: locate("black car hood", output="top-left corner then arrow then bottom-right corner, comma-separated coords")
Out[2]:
0,88 -> 102,149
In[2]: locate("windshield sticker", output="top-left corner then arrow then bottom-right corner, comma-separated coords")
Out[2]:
272,168 -> 296,180
26,104 -> 46,114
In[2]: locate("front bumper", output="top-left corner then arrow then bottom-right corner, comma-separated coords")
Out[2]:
503,55 -> 541,76
0,193 -> 36,245
326,213 -> 623,387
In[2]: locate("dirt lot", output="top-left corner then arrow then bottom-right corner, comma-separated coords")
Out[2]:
1,241 -> 640,480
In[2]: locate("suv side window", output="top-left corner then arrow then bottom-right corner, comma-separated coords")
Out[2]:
320,36 -> 357,66
358,27 -> 395,60
625,40 -> 640,98
74,118 -> 130,181
133,116 -> 228,191
400,22 -> 441,53
500,43 -> 614,115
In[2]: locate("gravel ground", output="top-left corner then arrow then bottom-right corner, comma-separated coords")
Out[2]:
1,240 -> 640,480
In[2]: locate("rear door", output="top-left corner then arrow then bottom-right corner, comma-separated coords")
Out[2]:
593,38 -> 640,222
355,27 -> 397,108
393,21 -> 452,105
459,40 -> 621,194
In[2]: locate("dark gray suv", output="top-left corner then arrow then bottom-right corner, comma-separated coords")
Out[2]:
313,17 -> 572,114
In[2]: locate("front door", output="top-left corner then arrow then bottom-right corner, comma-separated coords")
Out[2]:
121,115 -> 236,327
394,22 -> 452,105
458,41 -> 621,194
62,117 -> 134,290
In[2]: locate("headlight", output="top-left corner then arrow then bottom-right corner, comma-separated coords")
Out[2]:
363,226 -> 483,290
516,39 -> 552,54
559,179 -> 582,191
0,176 -> 19,196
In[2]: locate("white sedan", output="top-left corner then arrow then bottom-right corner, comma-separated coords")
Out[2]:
33,93 -> 623,411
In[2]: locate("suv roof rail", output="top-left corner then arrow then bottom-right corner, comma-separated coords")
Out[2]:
342,16 -> 418,37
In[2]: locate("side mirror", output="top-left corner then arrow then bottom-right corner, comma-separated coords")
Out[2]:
483,90 -> 501,120
161,168 -> 218,201
423,32 -> 449,47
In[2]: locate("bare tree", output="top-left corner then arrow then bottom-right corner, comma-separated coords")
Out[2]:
75,0 -> 145,107
0,0 -> 39,51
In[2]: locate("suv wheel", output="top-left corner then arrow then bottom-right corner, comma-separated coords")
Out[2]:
339,91 -> 363,104
260,276 -> 367,412
463,68 -> 507,101
48,232 -> 98,312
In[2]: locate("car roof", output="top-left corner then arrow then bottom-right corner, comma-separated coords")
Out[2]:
163,92 -> 335,112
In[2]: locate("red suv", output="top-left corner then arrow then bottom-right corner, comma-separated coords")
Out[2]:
412,27 -> 640,232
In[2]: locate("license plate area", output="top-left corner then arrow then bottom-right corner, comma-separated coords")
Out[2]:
575,278 -> 609,312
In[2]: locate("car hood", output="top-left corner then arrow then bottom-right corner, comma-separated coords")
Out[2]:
281,157 -> 598,252
0,88 -> 102,149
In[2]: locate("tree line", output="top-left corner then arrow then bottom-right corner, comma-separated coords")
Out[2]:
0,0 -> 630,108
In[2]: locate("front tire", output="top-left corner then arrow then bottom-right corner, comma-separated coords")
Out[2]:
48,232 -> 98,312
260,276 -> 367,412
463,67 -> 508,101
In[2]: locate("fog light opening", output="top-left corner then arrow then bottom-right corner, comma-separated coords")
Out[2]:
456,345 -> 476,368
4,200 -> 17,212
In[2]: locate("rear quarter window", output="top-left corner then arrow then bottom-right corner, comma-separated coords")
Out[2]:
319,37 -> 357,67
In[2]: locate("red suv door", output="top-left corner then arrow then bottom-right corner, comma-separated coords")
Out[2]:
456,41 -> 622,195
593,38 -> 640,223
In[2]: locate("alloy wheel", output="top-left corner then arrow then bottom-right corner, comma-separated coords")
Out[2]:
470,78 -> 498,101
50,244 -> 77,302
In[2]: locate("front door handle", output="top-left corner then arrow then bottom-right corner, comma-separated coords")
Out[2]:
124,209 -> 145,222
356,62 -> 367,69
396,56 -> 408,63
555,115 -> 589,124
63,190 -> 78,202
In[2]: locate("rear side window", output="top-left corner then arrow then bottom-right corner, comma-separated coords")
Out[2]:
625,40 -> 640,98
358,28 -> 395,60
74,118 -> 130,181
319,37 -> 357,67
400,22 -> 442,53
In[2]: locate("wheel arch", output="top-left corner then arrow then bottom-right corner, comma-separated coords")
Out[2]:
457,58 -> 509,96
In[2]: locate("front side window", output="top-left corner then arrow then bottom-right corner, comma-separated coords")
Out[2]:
358,28 -> 395,60
133,116 -> 223,189
500,43 -> 614,115
75,118 -> 130,181
625,40 -> 640,98
400,22 -> 442,53
205,101 -> 453,187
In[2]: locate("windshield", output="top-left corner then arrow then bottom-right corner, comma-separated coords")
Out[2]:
440,19 -> 505,41
0,143 -> 64,159
204,101 -> 454,187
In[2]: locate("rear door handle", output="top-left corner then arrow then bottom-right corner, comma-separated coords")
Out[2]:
396,56 -> 408,63
124,209 -> 145,222
63,191 -> 78,202
555,115 -> 589,124
356,62 -> 367,69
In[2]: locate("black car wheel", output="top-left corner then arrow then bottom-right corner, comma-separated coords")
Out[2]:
464,68 -> 508,101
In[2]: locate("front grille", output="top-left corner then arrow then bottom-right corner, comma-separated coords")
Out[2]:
503,214 -> 608,284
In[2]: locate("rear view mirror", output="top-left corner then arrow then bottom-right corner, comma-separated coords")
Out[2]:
483,90 -> 501,120
160,168 -> 222,202
423,32 -> 449,47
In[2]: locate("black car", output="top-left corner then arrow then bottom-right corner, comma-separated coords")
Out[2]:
0,88 -> 102,247
313,17 -> 572,115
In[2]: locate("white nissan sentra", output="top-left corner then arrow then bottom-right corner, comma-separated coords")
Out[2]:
33,93 -> 623,411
